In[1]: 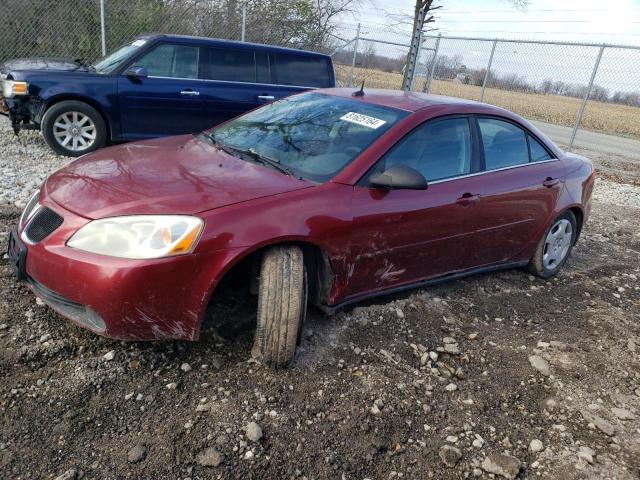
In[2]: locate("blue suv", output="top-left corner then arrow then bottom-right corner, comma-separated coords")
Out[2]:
0,34 -> 335,156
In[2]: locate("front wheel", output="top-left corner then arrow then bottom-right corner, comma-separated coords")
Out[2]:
252,246 -> 307,368
528,211 -> 577,278
41,100 -> 107,157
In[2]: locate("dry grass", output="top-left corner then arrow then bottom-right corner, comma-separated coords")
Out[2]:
335,64 -> 640,139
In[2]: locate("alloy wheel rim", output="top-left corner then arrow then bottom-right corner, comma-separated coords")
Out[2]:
52,111 -> 96,152
542,219 -> 572,270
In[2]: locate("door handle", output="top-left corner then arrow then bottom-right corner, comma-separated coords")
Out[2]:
180,90 -> 200,96
456,192 -> 480,206
543,177 -> 559,188
258,95 -> 275,101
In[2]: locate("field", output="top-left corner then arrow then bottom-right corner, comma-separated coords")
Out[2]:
334,64 -> 640,139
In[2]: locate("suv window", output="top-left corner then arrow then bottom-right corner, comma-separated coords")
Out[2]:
135,44 -> 199,79
478,118 -> 529,170
273,54 -> 332,87
528,135 -> 552,162
378,117 -> 472,182
201,47 -> 255,82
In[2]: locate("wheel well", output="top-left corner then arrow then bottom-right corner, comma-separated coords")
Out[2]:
212,241 -> 334,307
568,206 -> 584,241
44,96 -> 111,137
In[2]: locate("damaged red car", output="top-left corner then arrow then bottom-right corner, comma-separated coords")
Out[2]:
7,89 -> 595,367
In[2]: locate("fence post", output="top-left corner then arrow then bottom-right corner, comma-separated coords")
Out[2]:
569,44 -> 605,151
241,5 -> 247,42
100,0 -> 107,56
480,39 -> 497,102
424,34 -> 441,93
347,23 -> 361,88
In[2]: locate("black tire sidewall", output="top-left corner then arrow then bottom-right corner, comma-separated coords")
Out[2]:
42,101 -> 107,157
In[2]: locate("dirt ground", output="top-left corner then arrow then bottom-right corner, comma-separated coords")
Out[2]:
1,167 -> 640,479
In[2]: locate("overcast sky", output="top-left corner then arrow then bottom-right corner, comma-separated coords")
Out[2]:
346,0 -> 640,45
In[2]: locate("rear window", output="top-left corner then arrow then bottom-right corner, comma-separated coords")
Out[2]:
200,47 -> 255,83
273,54 -> 332,88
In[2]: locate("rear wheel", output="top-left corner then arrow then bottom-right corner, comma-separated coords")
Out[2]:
252,246 -> 307,368
528,211 -> 577,278
42,100 -> 107,157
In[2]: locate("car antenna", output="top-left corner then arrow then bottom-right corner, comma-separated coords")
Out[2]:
352,80 -> 365,97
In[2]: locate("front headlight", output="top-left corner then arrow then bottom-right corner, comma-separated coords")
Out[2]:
2,80 -> 28,98
67,215 -> 204,259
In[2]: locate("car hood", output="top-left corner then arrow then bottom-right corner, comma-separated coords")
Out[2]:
0,57 -> 91,75
44,135 -> 313,219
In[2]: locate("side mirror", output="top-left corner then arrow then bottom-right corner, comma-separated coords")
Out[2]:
124,66 -> 148,78
369,164 -> 428,190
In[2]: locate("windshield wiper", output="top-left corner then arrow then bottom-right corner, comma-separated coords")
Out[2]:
208,135 -> 300,179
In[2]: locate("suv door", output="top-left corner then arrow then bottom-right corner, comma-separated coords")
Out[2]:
467,117 -> 566,267
117,42 -> 210,139
347,116 -> 482,297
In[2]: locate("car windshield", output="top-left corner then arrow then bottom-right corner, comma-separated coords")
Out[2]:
93,39 -> 147,74
209,93 -> 409,183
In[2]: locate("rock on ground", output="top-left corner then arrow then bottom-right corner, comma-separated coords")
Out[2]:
127,444 -> 147,463
439,445 -> 462,467
481,453 -> 521,479
245,422 -> 263,442
528,355 -> 550,376
195,447 -> 224,467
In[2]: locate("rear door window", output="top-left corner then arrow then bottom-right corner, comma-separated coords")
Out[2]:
200,47 -> 256,82
478,118 -> 529,170
134,43 -> 199,79
273,54 -> 332,87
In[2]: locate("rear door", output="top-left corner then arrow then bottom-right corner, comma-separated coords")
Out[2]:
117,42 -> 211,139
465,117 -> 565,267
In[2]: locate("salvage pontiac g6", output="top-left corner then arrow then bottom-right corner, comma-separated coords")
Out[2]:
7,89 -> 595,367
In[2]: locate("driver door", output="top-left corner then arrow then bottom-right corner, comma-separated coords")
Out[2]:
118,42 -> 210,139
346,116 -> 481,297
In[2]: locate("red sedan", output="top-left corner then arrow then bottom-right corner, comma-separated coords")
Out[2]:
7,88 -> 595,367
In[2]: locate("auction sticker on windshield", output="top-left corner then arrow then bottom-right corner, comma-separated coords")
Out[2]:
340,112 -> 386,129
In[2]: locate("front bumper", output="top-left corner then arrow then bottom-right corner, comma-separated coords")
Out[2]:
9,200 -> 241,341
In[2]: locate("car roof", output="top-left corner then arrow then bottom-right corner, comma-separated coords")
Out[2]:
319,88 -> 510,114
137,34 -> 332,58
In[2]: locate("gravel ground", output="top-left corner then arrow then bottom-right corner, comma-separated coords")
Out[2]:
1,118 -> 640,479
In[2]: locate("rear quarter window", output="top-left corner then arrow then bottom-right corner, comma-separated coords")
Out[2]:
273,54 -> 332,88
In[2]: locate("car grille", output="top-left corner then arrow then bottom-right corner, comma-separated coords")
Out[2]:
24,207 -> 63,243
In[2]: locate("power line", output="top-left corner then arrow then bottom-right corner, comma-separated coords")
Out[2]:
437,8 -> 640,13
436,29 -> 640,36
435,19 -> 640,24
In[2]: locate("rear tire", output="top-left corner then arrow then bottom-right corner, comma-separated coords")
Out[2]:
41,100 -> 107,157
528,211 -> 577,279
252,246 -> 307,368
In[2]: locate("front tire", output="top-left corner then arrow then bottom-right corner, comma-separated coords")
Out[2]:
528,211 -> 577,278
252,246 -> 307,368
41,100 -> 107,157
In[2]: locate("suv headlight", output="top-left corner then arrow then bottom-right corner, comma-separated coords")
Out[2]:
2,79 -> 28,97
67,215 -> 204,259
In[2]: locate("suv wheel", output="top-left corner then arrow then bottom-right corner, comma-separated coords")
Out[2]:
42,100 -> 107,157
528,211 -> 577,278
252,246 -> 307,368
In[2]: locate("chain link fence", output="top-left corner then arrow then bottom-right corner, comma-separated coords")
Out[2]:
331,23 -> 640,147
1,2 -> 639,146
